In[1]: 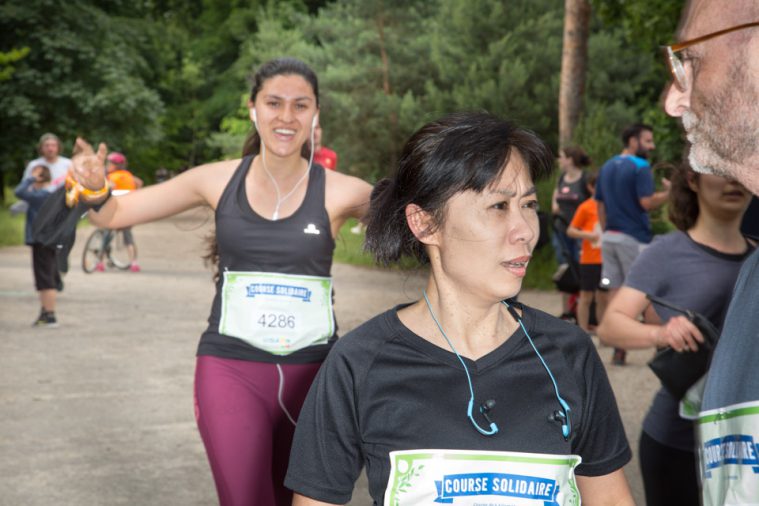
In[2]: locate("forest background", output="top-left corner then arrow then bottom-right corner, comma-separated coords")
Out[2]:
0,0 -> 686,284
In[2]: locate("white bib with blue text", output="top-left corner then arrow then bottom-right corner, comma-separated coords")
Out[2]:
384,449 -> 582,506
219,271 -> 334,355
698,400 -> 759,505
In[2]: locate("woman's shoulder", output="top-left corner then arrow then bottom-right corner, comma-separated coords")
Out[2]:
324,169 -> 372,219
639,230 -> 689,257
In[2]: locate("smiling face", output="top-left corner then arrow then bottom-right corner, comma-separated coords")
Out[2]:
664,0 -> 759,192
425,154 -> 540,302
250,74 -> 318,159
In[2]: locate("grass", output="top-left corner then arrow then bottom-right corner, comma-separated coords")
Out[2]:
0,187 -> 26,246
333,218 -> 375,267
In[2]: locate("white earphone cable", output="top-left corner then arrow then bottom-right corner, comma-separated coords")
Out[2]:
276,363 -> 297,426
259,117 -> 316,220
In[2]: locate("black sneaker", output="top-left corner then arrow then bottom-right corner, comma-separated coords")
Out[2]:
33,311 -> 58,328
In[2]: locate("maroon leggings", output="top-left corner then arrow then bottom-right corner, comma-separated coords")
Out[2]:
194,356 -> 322,506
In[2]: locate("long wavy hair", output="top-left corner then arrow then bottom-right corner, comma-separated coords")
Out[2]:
668,163 -> 700,231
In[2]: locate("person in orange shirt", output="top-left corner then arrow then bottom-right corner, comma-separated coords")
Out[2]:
567,172 -> 605,333
97,152 -> 143,272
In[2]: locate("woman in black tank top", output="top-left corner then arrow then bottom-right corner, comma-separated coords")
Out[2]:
70,58 -> 373,505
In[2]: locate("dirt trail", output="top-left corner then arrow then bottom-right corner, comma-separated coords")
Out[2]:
0,211 -> 656,505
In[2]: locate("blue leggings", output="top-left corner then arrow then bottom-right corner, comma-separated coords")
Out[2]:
194,356 -> 322,506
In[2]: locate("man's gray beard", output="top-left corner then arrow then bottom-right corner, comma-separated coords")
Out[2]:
682,110 -> 725,176
681,57 -> 759,183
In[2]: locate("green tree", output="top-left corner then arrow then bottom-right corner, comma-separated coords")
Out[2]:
585,0 -> 687,165
0,0 -> 164,184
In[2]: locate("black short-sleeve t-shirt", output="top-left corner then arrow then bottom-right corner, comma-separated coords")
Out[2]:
285,304 -> 631,504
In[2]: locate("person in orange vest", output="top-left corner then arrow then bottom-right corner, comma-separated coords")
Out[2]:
96,152 -> 143,272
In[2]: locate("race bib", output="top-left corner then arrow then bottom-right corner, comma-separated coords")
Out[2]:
219,271 -> 334,355
384,449 -> 582,506
698,400 -> 759,506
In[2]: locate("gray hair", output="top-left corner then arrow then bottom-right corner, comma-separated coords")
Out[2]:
37,133 -> 61,153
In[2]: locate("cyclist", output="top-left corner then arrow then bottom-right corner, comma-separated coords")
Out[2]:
94,152 -> 143,272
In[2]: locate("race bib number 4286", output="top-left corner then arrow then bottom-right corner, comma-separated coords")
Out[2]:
219,271 -> 334,355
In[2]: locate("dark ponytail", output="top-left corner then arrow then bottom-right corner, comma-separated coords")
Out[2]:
364,178 -> 418,265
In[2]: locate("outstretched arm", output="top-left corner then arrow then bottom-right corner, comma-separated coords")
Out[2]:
71,138 -> 236,229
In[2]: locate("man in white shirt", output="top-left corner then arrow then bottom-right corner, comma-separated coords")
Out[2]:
22,133 -> 72,190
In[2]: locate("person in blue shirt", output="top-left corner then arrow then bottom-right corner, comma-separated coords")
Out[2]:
595,123 -> 670,365
14,165 -> 61,327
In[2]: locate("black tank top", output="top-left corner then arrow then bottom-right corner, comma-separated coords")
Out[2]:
198,156 -> 337,363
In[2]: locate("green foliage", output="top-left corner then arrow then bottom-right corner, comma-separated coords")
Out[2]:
0,0 -> 165,180
0,0 -> 690,287
582,0 -> 687,167
0,46 -> 29,81
0,187 -> 25,246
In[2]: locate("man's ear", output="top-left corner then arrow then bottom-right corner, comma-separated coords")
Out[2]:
405,203 -> 438,246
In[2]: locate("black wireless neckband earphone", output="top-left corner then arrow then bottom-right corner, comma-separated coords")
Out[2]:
423,292 -> 572,441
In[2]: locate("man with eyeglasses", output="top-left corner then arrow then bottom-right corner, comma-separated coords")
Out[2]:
663,2 -> 759,504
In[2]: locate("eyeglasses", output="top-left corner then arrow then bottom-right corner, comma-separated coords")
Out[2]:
663,21 -> 759,92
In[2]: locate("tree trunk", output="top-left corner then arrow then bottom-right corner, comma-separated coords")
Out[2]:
559,0 -> 591,149
375,5 -> 399,169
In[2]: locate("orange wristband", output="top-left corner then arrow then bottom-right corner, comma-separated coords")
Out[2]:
80,182 -> 110,202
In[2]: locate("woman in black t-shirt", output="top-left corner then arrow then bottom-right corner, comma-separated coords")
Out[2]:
287,113 -> 633,506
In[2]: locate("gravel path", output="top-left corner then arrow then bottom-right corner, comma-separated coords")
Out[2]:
0,211 -> 656,505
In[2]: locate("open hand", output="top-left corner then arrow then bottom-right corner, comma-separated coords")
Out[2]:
71,138 -> 108,190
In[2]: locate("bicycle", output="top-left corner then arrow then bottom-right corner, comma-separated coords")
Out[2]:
81,228 -> 136,273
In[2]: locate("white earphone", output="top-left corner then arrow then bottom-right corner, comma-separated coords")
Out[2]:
252,108 -> 258,128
